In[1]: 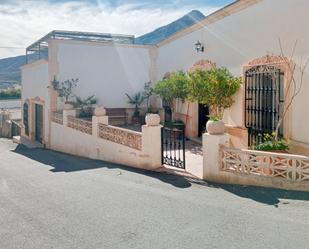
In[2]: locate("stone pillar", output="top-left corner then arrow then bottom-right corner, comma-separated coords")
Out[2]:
92,115 -> 108,138
142,124 -> 162,169
63,109 -> 76,127
203,133 -> 229,181
141,114 -> 162,170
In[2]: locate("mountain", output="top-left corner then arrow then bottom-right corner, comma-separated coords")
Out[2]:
0,53 -> 46,89
135,10 -> 205,45
0,55 -> 26,89
0,10 -> 205,89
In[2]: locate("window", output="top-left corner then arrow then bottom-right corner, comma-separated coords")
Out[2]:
23,103 -> 29,135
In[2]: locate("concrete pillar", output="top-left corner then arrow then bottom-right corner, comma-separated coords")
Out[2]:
63,109 -> 76,126
203,133 -> 229,181
141,124 -> 162,169
92,115 -> 109,138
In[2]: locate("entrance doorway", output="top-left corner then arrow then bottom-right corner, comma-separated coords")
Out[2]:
198,104 -> 209,137
35,104 -> 43,143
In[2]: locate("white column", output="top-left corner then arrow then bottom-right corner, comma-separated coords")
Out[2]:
63,109 -> 76,126
92,115 -> 108,138
141,124 -> 162,170
203,133 -> 229,181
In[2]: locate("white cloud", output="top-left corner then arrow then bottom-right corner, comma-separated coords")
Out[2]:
0,0 -> 218,58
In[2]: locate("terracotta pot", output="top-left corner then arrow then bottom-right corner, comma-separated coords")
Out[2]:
94,106 -> 106,116
132,115 -> 140,125
145,113 -> 160,126
206,120 -> 225,135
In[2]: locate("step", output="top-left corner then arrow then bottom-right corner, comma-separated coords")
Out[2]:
20,137 -> 44,149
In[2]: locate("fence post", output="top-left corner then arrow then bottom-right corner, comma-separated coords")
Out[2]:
92,116 -> 108,138
202,133 -> 229,181
63,109 -> 76,127
141,114 -> 162,170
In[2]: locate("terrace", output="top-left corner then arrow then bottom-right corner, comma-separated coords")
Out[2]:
26,30 -> 135,63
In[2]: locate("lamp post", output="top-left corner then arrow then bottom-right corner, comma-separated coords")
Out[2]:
195,40 -> 204,53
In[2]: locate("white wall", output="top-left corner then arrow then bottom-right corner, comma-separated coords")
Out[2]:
50,121 -> 161,170
156,0 -> 309,143
21,60 -> 50,142
22,60 -> 49,101
56,41 -> 151,108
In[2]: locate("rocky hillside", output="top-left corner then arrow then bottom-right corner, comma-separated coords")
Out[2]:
135,10 -> 205,44
0,55 -> 26,89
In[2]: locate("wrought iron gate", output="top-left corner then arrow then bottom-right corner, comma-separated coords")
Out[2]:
245,65 -> 284,146
161,127 -> 185,169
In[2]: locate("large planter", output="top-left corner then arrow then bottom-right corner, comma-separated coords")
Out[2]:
145,113 -> 160,126
206,120 -> 225,135
94,106 -> 106,116
132,115 -> 141,125
63,102 -> 74,110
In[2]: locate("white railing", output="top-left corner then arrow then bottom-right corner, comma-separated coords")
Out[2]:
220,146 -> 309,182
98,123 -> 142,150
52,111 -> 63,125
67,115 -> 92,135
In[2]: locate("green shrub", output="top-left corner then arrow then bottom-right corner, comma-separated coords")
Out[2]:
254,133 -> 289,151
0,88 -> 21,99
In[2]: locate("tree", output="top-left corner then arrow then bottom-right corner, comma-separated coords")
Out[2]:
142,81 -> 153,112
188,67 -> 241,119
271,39 -> 309,143
52,77 -> 79,102
154,71 -> 189,111
0,88 -> 21,100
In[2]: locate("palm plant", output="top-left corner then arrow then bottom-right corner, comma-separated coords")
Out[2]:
125,92 -> 145,117
74,95 -> 97,117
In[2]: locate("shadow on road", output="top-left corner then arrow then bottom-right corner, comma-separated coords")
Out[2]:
13,144 -> 309,204
13,144 -> 192,189
209,182 -> 309,207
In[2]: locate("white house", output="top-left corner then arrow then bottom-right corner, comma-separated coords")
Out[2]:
21,0 -> 309,156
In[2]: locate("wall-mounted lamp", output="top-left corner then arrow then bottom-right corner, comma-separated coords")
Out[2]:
195,40 -> 204,53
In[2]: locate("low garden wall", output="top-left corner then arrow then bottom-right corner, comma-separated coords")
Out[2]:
202,133 -> 309,191
50,110 -> 162,171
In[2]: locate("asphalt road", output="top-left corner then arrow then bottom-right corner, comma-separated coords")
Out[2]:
1,138 -> 309,249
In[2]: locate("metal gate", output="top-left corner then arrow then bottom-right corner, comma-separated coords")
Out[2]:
245,65 -> 284,146
161,127 -> 185,169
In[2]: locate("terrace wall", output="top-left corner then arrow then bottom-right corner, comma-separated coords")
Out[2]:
50,111 -> 162,170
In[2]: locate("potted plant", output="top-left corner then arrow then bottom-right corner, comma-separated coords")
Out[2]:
52,77 -> 79,109
125,92 -> 145,125
188,67 -> 241,135
74,95 -> 97,118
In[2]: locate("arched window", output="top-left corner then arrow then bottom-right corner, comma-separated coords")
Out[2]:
23,103 -> 29,135
244,65 -> 284,146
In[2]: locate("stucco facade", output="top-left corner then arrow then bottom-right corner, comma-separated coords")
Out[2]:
155,0 -> 309,152
21,0 -> 309,154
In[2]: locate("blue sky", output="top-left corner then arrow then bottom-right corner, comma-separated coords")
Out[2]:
0,0 -> 234,58
48,0 -> 233,7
